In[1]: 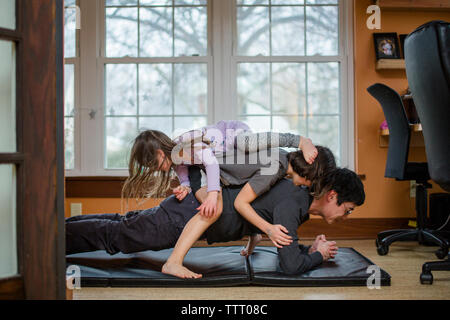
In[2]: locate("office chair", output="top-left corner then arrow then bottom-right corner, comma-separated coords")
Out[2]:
404,20 -> 450,284
367,83 -> 449,260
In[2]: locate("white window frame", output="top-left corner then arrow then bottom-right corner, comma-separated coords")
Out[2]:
64,0 -> 81,173
65,0 -> 354,177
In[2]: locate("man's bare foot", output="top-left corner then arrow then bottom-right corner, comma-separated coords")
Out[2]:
240,234 -> 263,257
162,262 -> 202,279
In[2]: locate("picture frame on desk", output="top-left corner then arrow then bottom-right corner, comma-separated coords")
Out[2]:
373,33 -> 401,60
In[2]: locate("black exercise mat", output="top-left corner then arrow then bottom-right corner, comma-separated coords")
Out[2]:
249,247 -> 391,287
66,246 -> 251,287
66,246 -> 390,287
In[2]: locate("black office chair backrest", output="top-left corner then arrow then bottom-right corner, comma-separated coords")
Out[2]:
367,83 -> 411,180
405,20 -> 450,192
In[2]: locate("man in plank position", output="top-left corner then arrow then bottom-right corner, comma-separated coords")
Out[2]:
66,166 -> 365,278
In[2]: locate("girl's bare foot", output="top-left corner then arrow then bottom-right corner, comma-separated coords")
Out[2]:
162,262 -> 202,279
240,234 -> 263,257
299,137 -> 318,164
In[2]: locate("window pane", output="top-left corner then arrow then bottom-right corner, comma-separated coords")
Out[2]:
174,116 -> 207,138
174,64 -> 207,115
236,6 -> 269,56
65,118 -> 75,170
272,115 -> 306,135
272,63 -> 306,115
308,62 -> 339,114
106,0 -> 137,6
306,5 -> 338,56
139,64 -> 172,115
106,7 -> 138,57
237,63 -> 270,115
0,165 -> 17,279
0,41 -> 16,153
64,64 -> 75,117
308,116 -> 340,164
271,6 -> 305,56
140,0 -> 172,5
140,7 -> 173,57
237,0 -> 268,4
106,117 -> 137,168
105,64 -> 137,115
139,117 -> 173,138
271,0 -> 304,4
64,2 -> 77,58
174,0 -> 207,5
239,116 -> 271,133
174,6 -> 207,56
0,0 -> 15,30
306,0 -> 338,4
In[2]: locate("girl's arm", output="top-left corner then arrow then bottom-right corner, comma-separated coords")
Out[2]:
174,164 -> 191,187
234,183 -> 293,248
195,147 -> 221,217
173,165 -> 191,201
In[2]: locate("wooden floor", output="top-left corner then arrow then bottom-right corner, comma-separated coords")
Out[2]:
72,239 -> 450,300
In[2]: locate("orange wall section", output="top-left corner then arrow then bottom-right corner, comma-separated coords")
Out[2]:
65,198 -> 164,218
353,0 -> 449,218
65,2 -> 449,219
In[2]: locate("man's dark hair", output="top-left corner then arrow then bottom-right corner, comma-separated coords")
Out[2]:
320,168 -> 365,206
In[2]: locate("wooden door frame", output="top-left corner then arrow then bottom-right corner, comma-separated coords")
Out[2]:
0,0 -> 66,300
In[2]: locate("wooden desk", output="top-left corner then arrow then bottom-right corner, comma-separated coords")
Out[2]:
379,123 -> 424,147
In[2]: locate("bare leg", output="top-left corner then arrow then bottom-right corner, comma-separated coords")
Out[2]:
240,234 -> 263,257
162,187 -> 223,279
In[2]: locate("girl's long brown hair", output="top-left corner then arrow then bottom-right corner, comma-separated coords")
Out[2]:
121,130 -> 177,210
287,145 -> 337,199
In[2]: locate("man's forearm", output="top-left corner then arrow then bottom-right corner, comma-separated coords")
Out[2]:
235,201 -> 272,235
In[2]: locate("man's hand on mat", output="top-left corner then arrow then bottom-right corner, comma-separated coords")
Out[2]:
310,234 -> 327,254
266,224 -> 293,248
298,137 -> 318,164
173,186 -> 191,201
317,241 -> 338,261
197,191 -> 218,218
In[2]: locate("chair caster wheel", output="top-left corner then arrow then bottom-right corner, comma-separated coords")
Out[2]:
420,272 -> 433,285
376,240 -> 389,256
435,248 -> 448,260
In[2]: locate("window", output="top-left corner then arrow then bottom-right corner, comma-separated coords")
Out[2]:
235,0 -> 342,162
65,0 -> 353,176
103,0 -> 210,169
64,0 -> 79,170
0,0 -> 18,280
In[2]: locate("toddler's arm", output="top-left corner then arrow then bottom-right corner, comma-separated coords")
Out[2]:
174,164 -> 191,188
173,165 -> 191,201
195,147 -> 221,217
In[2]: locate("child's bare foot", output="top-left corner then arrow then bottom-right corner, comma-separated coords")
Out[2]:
240,234 -> 263,257
299,137 -> 318,164
162,262 -> 202,279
